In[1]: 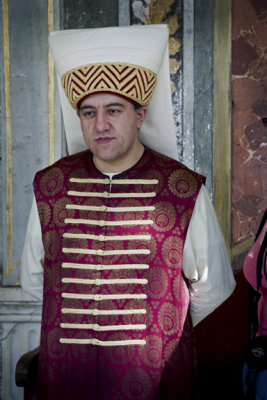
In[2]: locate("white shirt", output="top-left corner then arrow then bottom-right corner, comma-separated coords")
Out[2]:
21,184 -> 235,327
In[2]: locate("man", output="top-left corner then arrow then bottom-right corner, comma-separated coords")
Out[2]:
21,25 -> 235,399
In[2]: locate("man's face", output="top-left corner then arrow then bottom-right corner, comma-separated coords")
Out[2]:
78,93 -> 147,172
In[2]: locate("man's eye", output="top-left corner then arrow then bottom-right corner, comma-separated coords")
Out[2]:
108,108 -> 121,115
81,111 -> 94,118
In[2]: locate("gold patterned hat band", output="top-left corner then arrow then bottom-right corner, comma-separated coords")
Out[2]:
61,62 -> 157,109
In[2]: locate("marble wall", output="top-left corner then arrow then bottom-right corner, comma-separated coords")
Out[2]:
232,0 -> 267,250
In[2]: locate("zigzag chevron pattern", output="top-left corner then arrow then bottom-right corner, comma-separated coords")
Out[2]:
62,63 -> 157,108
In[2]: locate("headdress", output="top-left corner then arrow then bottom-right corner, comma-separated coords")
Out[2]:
49,25 -> 178,160
62,63 -> 157,109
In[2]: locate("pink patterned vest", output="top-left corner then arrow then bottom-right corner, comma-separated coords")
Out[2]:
34,147 -> 205,400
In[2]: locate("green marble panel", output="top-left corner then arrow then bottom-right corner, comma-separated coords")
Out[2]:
62,0 -> 118,28
194,0 -> 214,193
1,0 -> 62,286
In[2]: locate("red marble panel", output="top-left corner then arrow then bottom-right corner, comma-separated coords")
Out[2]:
232,0 -> 257,40
232,0 -> 267,246
232,77 -> 265,110
232,38 -> 258,75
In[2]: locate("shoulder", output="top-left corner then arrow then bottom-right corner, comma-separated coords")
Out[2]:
146,146 -> 206,184
34,150 -> 91,179
33,150 -> 92,197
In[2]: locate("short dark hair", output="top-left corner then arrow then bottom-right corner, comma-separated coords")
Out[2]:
133,103 -> 143,110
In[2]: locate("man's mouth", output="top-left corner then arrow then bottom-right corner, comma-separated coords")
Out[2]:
95,136 -> 115,144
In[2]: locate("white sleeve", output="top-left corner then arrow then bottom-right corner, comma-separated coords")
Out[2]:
21,196 -> 44,301
183,185 -> 236,327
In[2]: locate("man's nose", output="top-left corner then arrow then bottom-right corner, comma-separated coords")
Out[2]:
95,111 -> 110,132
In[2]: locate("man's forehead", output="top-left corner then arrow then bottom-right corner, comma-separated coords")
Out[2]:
79,93 -> 131,108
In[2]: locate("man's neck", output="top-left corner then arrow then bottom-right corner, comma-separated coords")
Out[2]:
93,143 -> 144,174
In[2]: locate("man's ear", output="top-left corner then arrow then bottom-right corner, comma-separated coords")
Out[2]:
136,107 -> 147,129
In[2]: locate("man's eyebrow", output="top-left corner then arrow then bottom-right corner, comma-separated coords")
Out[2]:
104,103 -> 125,108
79,105 -> 95,111
79,103 -> 125,111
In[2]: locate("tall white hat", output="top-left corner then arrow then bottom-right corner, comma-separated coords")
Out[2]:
49,24 -> 178,160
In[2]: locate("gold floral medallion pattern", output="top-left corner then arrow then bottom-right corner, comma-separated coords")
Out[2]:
121,367 -> 153,400
47,327 -> 68,360
180,209 -> 194,231
168,169 -> 198,198
102,332 -> 137,366
158,301 -> 180,336
53,197 -> 74,226
161,235 -> 183,268
145,266 -> 168,299
140,334 -> 162,368
152,201 -> 176,232
37,201 -> 51,227
43,230 -> 61,260
40,167 -> 64,196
